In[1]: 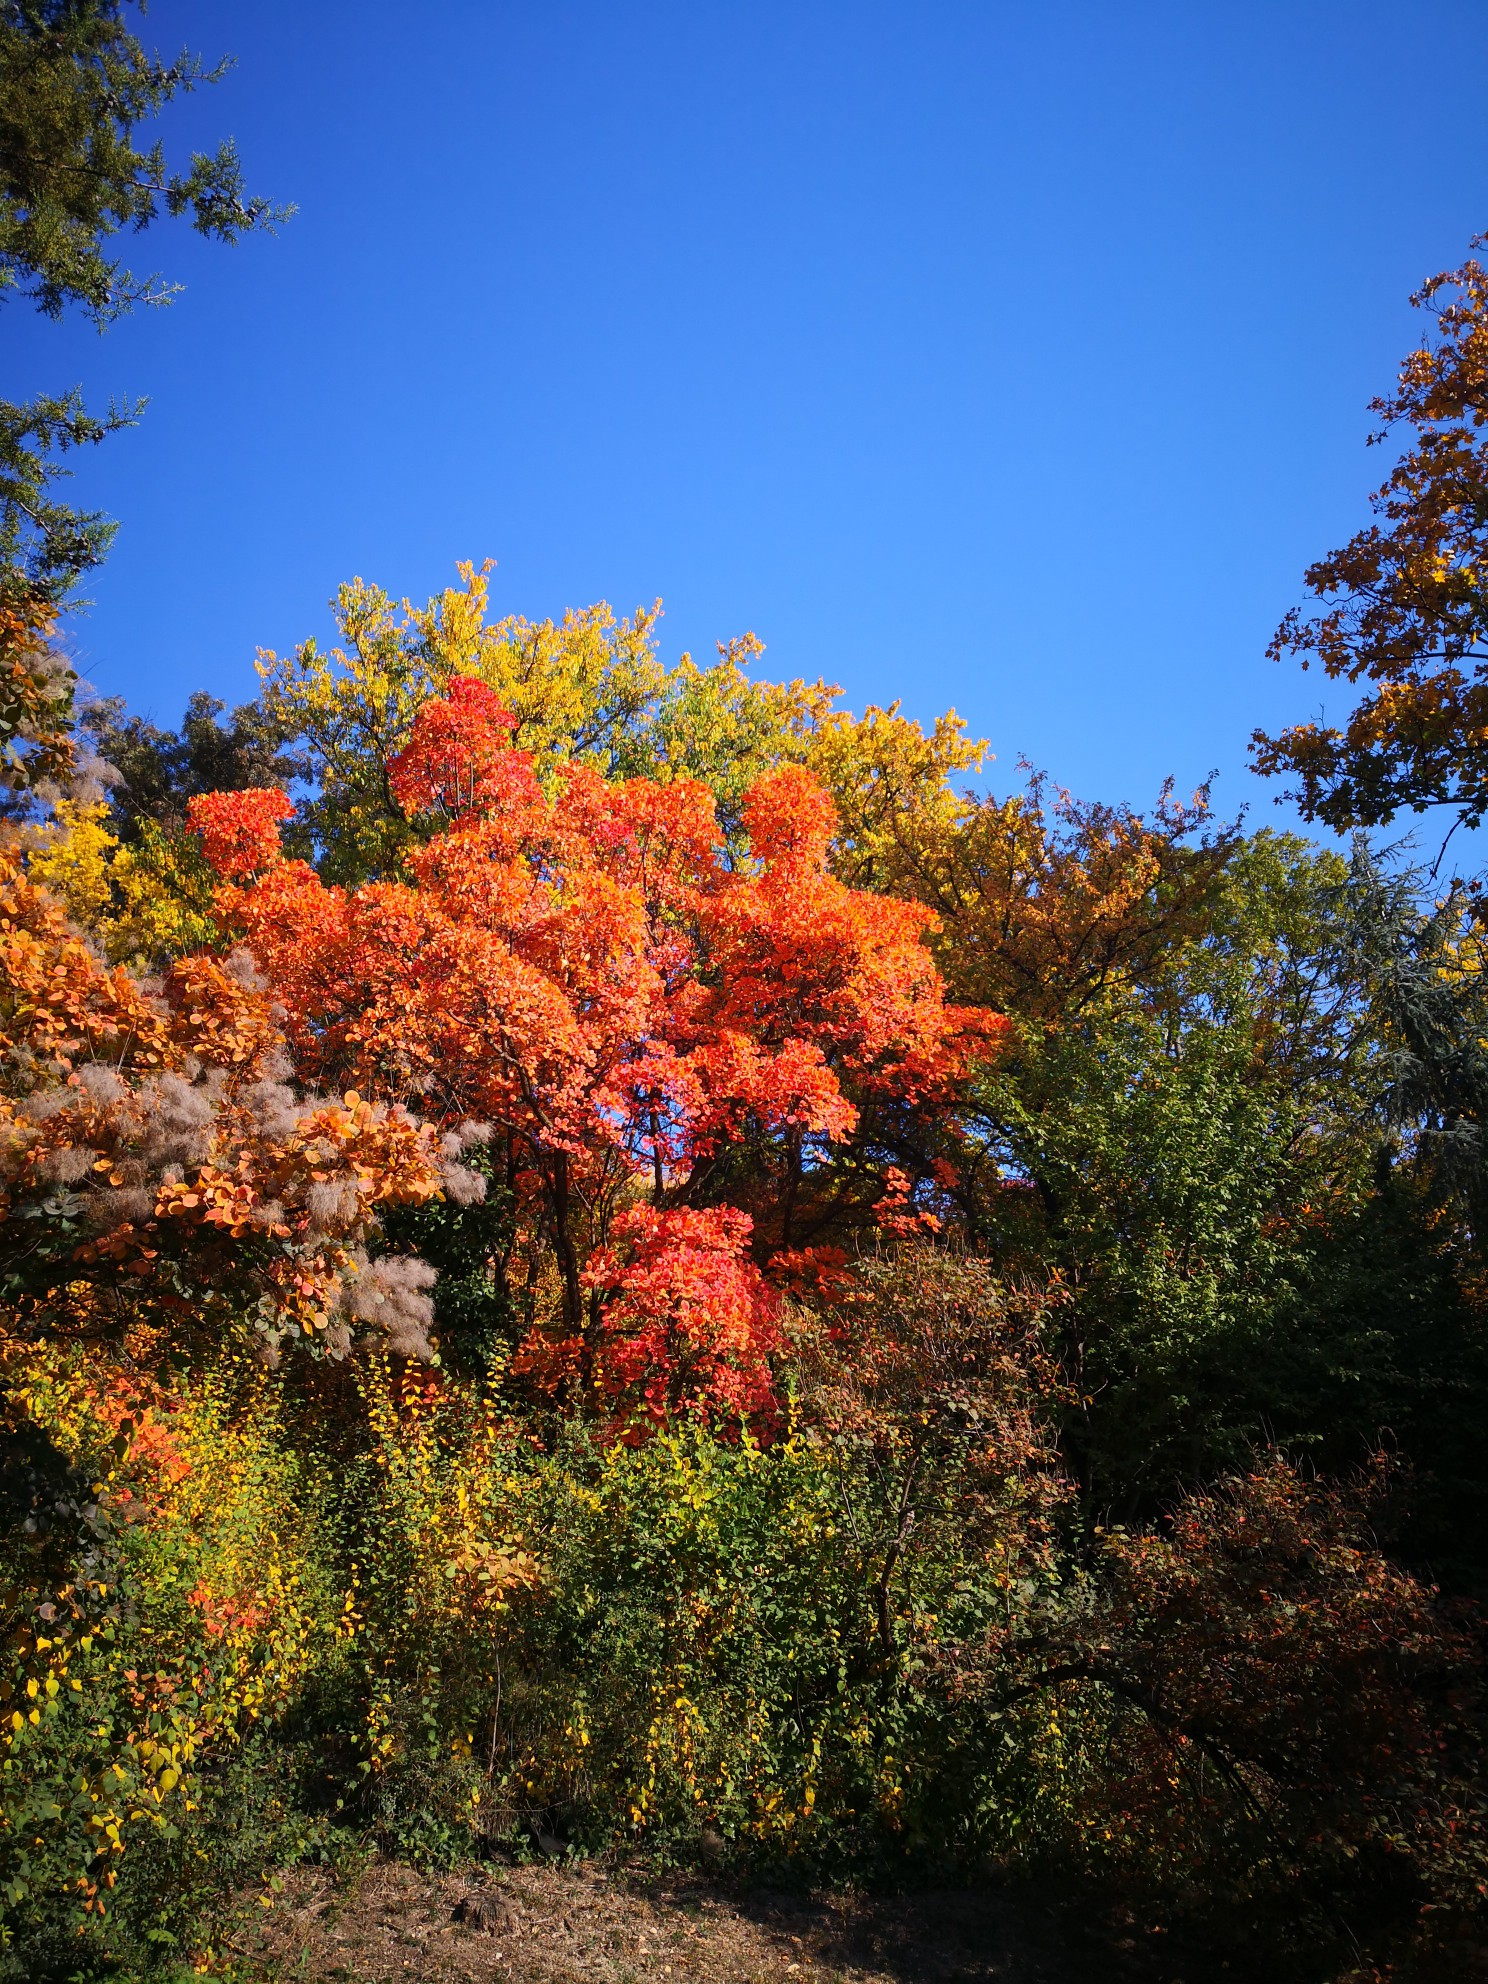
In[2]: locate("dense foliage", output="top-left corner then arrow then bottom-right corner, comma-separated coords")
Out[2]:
6,241 -> 1488,1984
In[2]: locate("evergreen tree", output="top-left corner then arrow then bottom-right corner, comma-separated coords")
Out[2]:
0,0 -> 287,603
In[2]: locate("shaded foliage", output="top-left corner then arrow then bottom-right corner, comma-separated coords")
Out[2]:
81,689 -> 307,844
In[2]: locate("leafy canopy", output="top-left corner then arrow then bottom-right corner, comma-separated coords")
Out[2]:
253,560 -> 985,885
192,682 -> 999,1417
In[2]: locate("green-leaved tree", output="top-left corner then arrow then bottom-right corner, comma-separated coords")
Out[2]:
0,0 -> 288,603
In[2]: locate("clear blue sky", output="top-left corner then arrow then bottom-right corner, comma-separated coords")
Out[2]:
12,0 -> 1488,829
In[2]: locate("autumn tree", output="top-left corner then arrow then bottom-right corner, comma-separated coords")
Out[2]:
252,561 -> 985,884
1254,234 -> 1488,834
185,681 -> 999,1420
860,765 -> 1239,1025
0,843 -> 482,1369
979,1458 -> 1488,1967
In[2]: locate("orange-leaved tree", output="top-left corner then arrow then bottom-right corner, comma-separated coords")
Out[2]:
187,678 -> 1003,1417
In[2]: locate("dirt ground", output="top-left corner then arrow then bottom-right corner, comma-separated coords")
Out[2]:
225,1855 -> 1091,1984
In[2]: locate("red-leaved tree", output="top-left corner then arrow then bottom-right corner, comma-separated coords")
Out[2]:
186,679 -> 1003,1418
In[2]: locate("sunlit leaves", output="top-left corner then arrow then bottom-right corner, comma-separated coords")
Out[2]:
194,680 -> 999,1419
1255,236 -> 1488,830
0,847 -> 448,1365
184,787 -> 294,881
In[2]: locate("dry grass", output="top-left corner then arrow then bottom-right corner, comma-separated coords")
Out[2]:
225,1854 -> 1080,1984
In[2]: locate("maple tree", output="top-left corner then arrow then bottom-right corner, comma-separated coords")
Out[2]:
183,679 -> 999,1416
518,1204 -> 785,1427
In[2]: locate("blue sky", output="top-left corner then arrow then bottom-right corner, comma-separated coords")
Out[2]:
12,1 -> 1488,831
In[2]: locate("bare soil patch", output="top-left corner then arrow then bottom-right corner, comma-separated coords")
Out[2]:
226,1855 -> 1081,1983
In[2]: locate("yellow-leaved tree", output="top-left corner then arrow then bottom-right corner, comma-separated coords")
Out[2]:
256,559 -> 987,880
